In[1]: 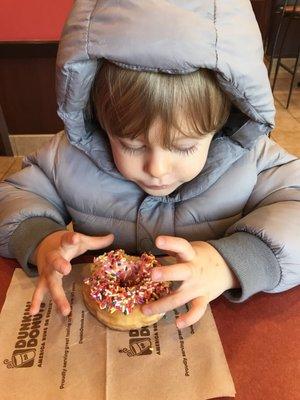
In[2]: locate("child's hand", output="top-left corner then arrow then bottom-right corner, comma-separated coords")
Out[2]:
29,231 -> 114,317
142,236 -> 239,329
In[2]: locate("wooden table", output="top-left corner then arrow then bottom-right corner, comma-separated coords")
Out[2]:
0,257 -> 299,399
0,156 -> 23,178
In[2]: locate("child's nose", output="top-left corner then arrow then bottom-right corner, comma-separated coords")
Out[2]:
144,151 -> 171,179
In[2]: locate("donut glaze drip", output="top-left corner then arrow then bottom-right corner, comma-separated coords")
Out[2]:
83,249 -> 170,315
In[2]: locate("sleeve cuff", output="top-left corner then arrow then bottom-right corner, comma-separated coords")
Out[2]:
8,217 -> 67,277
208,231 -> 281,302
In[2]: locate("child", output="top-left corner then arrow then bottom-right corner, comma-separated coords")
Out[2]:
0,0 -> 299,329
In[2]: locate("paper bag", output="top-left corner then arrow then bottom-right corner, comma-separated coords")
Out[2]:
0,265 -> 235,399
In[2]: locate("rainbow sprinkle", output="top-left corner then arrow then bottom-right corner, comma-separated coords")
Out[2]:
83,250 -> 170,315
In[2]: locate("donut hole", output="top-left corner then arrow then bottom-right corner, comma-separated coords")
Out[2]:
115,263 -> 146,288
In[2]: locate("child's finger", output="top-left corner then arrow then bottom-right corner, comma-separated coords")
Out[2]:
60,231 -> 114,256
80,232 -> 115,251
48,252 -> 72,275
175,296 -> 207,329
46,275 -> 71,316
155,235 -> 195,262
59,231 -> 81,254
142,291 -> 191,316
151,263 -> 192,282
30,277 -> 48,315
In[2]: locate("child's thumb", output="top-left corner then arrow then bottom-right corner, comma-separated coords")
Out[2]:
60,232 -> 114,259
83,233 -> 114,251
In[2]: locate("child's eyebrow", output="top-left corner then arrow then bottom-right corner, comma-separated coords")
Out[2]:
173,136 -> 201,142
171,135 -> 204,144
120,136 -> 145,144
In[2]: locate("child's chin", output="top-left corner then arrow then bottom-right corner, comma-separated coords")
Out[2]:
143,186 -> 177,197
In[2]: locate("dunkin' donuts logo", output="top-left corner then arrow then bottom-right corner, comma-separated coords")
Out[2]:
3,301 -> 46,368
119,323 -> 161,357
119,326 -> 153,357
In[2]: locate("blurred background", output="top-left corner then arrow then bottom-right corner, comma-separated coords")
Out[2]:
0,0 -> 299,164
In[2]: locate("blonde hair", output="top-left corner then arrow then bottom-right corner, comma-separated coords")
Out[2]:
90,60 -> 231,147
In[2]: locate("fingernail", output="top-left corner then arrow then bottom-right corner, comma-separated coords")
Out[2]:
62,267 -> 71,275
157,238 -> 165,246
62,309 -> 70,317
143,306 -> 152,315
152,270 -> 162,280
177,320 -> 186,329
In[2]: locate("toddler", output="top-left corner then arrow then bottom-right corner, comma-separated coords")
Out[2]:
0,0 -> 299,329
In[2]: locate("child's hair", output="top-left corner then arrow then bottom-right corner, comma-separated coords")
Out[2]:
90,59 -> 231,147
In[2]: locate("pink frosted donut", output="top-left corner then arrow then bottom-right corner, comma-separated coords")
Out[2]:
82,249 -> 170,330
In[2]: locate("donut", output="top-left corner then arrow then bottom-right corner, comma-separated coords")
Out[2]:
82,249 -> 170,331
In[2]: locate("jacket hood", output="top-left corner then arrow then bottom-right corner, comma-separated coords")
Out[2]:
56,0 -> 275,154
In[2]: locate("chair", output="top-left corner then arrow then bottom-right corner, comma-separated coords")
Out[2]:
268,0 -> 300,108
0,104 -> 13,156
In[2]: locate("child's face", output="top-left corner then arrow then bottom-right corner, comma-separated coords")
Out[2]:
107,117 -> 214,196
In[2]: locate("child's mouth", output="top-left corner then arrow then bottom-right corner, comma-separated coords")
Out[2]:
143,184 -> 173,190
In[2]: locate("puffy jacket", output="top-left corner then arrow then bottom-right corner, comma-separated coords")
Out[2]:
0,0 -> 299,302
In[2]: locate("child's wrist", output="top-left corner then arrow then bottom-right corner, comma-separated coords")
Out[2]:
205,242 -> 239,291
191,240 -> 240,292
221,260 -> 240,291
29,230 -> 68,266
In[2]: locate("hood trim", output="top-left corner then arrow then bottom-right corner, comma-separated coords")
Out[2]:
56,0 -> 275,150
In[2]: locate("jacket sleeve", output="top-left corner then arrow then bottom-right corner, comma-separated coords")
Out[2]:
208,135 -> 300,302
0,132 -> 71,276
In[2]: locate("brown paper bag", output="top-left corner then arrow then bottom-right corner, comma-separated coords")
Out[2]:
106,305 -> 235,400
0,265 -> 235,400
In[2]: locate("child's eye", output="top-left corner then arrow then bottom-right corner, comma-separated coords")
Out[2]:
172,145 -> 198,156
119,141 -> 198,156
120,142 -> 146,155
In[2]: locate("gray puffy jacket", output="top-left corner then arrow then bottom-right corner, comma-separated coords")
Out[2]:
0,0 -> 299,302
